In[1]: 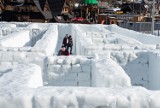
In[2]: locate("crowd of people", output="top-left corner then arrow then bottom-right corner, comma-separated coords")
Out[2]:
58,34 -> 73,56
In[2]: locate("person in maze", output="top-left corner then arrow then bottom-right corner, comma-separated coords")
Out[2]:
67,35 -> 73,54
58,45 -> 70,56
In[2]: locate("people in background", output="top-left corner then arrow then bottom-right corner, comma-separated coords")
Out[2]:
58,45 -> 70,56
62,34 -> 69,48
67,35 -> 73,54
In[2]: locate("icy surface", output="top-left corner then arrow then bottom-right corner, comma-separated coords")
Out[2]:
0,22 -> 160,108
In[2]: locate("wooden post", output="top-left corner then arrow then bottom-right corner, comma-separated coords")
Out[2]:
86,6 -> 88,19
151,0 -> 155,34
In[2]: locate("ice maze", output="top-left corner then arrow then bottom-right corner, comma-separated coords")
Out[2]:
1,22 -> 160,108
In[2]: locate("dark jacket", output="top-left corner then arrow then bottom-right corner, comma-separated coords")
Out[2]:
62,36 -> 69,46
68,36 -> 73,46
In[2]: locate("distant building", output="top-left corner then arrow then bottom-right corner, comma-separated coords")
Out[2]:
0,0 -> 65,22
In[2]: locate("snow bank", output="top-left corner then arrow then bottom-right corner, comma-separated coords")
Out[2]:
106,24 -> 160,45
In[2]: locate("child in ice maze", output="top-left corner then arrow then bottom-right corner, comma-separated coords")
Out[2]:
58,45 -> 70,56
67,35 -> 73,54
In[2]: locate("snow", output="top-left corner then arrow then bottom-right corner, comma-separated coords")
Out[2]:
0,22 -> 160,108
92,58 -> 131,87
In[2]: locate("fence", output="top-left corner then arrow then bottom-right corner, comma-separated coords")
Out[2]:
118,21 -> 160,36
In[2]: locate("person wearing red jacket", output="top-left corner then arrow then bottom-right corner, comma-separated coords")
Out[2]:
58,45 -> 70,56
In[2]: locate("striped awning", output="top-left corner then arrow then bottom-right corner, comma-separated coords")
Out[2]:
84,0 -> 98,4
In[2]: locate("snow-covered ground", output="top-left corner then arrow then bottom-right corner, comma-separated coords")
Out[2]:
0,22 -> 160,108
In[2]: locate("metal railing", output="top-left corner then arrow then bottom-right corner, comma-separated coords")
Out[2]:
118,21 -> 160,36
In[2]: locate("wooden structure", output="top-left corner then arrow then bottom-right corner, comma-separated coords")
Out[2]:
0,0 -> 65,22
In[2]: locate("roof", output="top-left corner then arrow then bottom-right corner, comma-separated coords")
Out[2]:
30,12 -> 45,19
84,0 -> 98,4
39,0 -> 46,11
47,0 -> 65,17
63,2 -> 69,8
33,0 -> 65,17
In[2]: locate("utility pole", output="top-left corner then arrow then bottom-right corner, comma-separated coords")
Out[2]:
133,0 -> 134,14
151,0 -> 155,35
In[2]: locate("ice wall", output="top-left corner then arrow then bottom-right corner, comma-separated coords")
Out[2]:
32,25 -> 58,56
71,23 -> 155,89
0,51 -> 47,81
0,63 -> 43,89
106,24 -> 160,45
47,56 -> 92,86
0,64 -> 159,108
46,55 -> 131,87
123,51 -> 149,88
92,58 -> 131,87
148,51 -> 160,90
0,30 -> 30,47
1,22 -> 160,108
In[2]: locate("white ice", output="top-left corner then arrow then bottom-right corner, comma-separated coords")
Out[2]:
0,22 -> 160,108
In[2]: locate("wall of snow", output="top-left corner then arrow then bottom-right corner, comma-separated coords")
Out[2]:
84,31 -> 142,46
148,51 -> 160,90
123,51 -> 149,88
0,57 -> 158,108
72,25 -> 94,55
107,24 -> 160,45
0,63 -> 43,88
0,30 -> 30,47
32,25 -> 58,56
46,56 -> 131,87
0,23 -> 17,37
0,24 -> 58,56
0,64 -> 159,108
92,58 -> 131,87
0,27 -> 18,37
47,56 -> 92,86
79,44 -> 150,88
26,23 -> 51,30
73,24 -> 106,33
0,51 -> 47,82
30,29 -> 47,47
